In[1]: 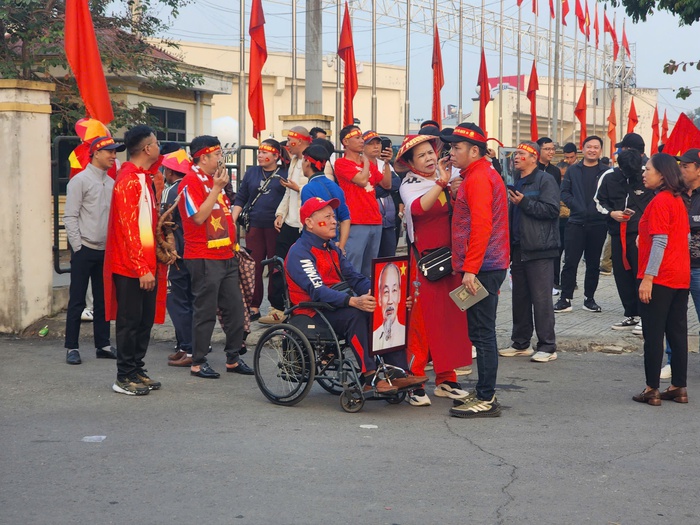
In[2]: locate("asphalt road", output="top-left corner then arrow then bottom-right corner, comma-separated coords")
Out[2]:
2,336 -> 700,525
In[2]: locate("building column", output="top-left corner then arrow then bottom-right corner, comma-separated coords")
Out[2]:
0,80 -> 55,333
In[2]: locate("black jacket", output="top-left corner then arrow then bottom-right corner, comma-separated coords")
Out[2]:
594,166 -> 654,235
538,161 -> 562,186
560,160 -> 609,225
510,168 -> 561,261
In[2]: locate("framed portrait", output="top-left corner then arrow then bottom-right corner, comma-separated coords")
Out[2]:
369,255 -> 409,355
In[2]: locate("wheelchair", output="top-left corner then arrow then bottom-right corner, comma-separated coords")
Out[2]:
253,257 -> 411,413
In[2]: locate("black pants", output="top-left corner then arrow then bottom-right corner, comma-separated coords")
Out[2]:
510,246 -> 556,353
269,223 -> 302,311
377,226 -> 398,258
65,247 -> 110,350
186,257 -> 245,366
166,265 -> 193,353
610,232 -> 640,318
560,222 -> 607,301
113,274 -> 157,380
638,283 -> 688,389
554,218 -> 567,286
467,269 -> 506,401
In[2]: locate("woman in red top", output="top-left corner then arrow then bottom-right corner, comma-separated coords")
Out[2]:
633,153 -> 691,406
397,135 -> 472,406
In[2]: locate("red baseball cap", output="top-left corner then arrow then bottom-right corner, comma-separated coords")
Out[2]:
300,197 -> 339,224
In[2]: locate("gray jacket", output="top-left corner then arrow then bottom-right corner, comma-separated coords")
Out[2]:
63,163 -> 114,251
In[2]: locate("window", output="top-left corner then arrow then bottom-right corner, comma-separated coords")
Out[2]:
147,107 -> 186,142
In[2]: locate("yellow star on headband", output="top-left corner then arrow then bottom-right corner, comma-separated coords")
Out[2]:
210,216 -> 224,232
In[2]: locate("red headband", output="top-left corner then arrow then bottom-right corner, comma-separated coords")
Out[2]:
453,127 -> 487,143
517,143 -> 540,158
304,155 -> 326,172
259,143 -> 280,155
287,130 -> 311,142
192,145 -> 221,158
344,128 -> 362,140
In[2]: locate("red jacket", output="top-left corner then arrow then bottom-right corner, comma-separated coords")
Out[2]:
103,162 -> 167,323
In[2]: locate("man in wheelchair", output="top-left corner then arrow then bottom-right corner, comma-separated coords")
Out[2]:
286,197 -> 427,394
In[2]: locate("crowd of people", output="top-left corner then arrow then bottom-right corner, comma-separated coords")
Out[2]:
62,118 -> 698,414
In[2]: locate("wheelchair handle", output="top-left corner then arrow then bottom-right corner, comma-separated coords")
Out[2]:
261,256 -> 285,273
296,302 -> 337,312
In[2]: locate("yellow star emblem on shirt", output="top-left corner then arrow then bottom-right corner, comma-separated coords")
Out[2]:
210,216 -> 224,232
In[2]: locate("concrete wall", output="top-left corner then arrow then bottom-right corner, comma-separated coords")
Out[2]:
0,80 -> 55,332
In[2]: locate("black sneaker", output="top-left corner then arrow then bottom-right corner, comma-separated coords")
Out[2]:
449,395 -> 502,418
135,370 -> 161,390
112,377 -> 150,396
583,298 -> 602,312
611,316 -> 638,330
553,298 -> 572,313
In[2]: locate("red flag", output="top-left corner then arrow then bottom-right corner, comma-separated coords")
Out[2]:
621,22 -> 631,59
527,61 -> 539,141
338,2 -> 358,128
575,0 -> 585,36
533,0 -> 539,16
64,0 -> 114,124
517,0 -> 524,6
431,24 -> 444,127
549,0 -> 556,19
478,48 -> 490,134
593,5 -> 599,48
562,0 -> 570,25
584,0 -> 591,40
603,11 -> 619,61
664,113 -> 700,157
651,105 -> 660,155
248,0 -> 268,138
607,99 -> 617,158
661,109 -> 669,143
574,84 -> 587,149
627,98 -> 638,134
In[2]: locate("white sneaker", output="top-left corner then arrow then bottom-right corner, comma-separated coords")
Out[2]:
472,345 -> 477,359
455,366 -> 472,376
498,345 -> 534,357
552,288 -> 560,296
81,308 -> 94,322
408,388 -> 431,406
632,320 -> 643,337
434,381 -> 471,400
611,316 -> 639,331
660,364 -> 672,380
531,351 -> 558,362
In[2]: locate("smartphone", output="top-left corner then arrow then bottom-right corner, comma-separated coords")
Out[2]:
380,137 -> 392,150
622,208 -> 636,216
506,184 -> 517,193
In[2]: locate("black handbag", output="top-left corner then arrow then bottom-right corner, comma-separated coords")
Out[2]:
236,167 -> 281,231
416,246 -> 453,281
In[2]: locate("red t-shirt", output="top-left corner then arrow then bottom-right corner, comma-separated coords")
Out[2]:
178,167 -> 236,260
334,157 -> 383,225
637,190 -> 690,289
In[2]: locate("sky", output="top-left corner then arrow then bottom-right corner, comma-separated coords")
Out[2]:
140,0 -> 700,122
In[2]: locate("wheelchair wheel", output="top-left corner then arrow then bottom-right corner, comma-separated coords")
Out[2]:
386,391 -> 407,405
254,324 -> 315,406
340,386 -> 365,413
316,358 -> 356,396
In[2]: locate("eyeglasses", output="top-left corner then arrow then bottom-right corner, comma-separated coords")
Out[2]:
541,146 -> 556,152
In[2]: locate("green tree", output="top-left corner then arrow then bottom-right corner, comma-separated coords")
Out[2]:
611,0 -> 699,99
687,107 -> 700,128
0,0 -> 200,134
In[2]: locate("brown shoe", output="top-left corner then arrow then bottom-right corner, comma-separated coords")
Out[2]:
659,386 -> 688,403
168,349 -> 186,361
633,388 -> 661,406
391,375 -> 429,390
363,379 -> 398,395
168,354 -> 193,367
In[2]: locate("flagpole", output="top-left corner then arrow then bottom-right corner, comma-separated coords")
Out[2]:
592,7 -> 597,137
404,0 -> 411,134
371,0 -> 377,130
533,0 -> 539,140
239,0 -> 246,144
619,14 -> 624,144
560,19 -> 565,141
548,11 -> 553,138
573,26 -> 578,146
336,0 -> 342,146
291,0 -> 297,114
552,0 -> 561,144
516,5 -> 521,144
602,8 -> 607,154
583,21 -> 588,143
498,0 -> 504,139
458,0 -> 463,123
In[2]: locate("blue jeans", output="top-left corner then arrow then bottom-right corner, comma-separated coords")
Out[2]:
345,224 -> 382,278
466,269 -> 507,400
665,268 -> 700,362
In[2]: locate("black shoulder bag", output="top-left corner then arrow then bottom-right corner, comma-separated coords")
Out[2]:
410,188 -> 453,281
237,167 -> 281,231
